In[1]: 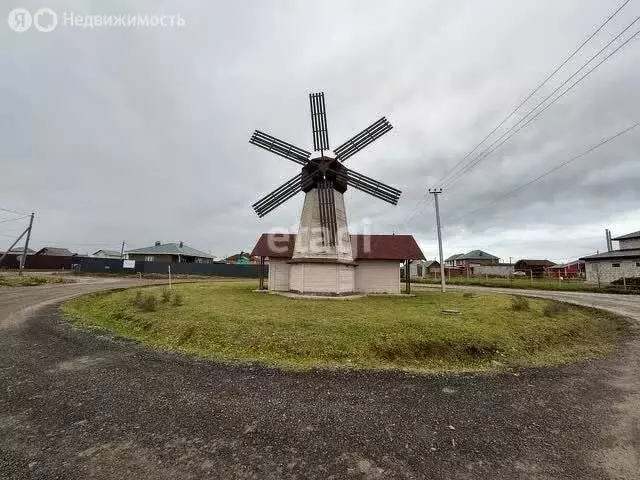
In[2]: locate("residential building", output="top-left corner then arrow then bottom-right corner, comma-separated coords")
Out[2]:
251,233 -> 425,294
406,260 -> 441,278
581,230 -> 640,284
613,230 -> 640,249
0,247 -> 34,256
35,247 -> 75,256
548,260 -> 585,278
126,241 -> 214,264
445,250 -> 500,268
91,249 -> 122,259
225,252 -> 258,264
444,253 -> 464,267
514,259 -> 556,277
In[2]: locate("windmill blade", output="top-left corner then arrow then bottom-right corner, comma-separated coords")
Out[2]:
333,117 -> 393,161
309,92 -> 330,152
250,130 -> 311,166
342,167 -> 401,205
317,180 -> 337,246
253,173 -> 312,217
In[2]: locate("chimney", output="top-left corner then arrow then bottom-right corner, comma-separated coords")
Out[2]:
605,229 -> 613,252
155,241 -> 161,246
179,241 -> 183,248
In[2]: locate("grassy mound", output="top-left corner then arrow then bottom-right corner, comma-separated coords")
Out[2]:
62,281 -> 629,372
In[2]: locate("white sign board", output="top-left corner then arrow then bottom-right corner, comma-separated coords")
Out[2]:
122,260 -> 135,269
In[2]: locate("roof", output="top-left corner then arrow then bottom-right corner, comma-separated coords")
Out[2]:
458,250 -> 499,260
515,259 -> 556,266
445,253 -> 464,261
550,259 -> 584,269
424,260 -> 440,268
0,247 -> 35,254
92,249 -> 121,257
126,243 -> 213,258
612,230 -> 640,241
251,234 -> 425,261
580,249 -> 640,261
35,247 -> 74,256
226,252 -> 250,261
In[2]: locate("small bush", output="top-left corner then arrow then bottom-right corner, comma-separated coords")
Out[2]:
171,292 -> 184,307
132,290 -> 143,307
160,289 -> 172,303
543,301 -> 569,317
511,296 -> 530,311
132,290 -> 157,312
139,293 -> 157,312
462,292 -> 474,298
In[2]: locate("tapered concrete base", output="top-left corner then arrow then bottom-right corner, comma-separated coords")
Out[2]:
290,188 -> 355,294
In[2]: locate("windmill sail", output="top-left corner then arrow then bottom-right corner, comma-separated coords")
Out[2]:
250,130 -> 311,166
309,92 -> 330,152
334,117 -> 392,161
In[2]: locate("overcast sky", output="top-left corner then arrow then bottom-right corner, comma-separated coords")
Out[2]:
1,0 -> 639,262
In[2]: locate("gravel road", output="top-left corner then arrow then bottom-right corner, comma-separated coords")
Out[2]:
1,279 -> 638,479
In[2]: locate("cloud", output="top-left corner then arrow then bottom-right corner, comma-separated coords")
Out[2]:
1,0 -> 639,262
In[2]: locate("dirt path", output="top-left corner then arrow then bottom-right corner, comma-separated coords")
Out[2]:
0,280 -> 638,479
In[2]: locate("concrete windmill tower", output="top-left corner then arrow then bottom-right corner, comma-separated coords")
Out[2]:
249,92 -> 401,294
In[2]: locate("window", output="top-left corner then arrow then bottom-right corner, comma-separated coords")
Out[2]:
612,263 -> 620,268
144,255 -> 154,262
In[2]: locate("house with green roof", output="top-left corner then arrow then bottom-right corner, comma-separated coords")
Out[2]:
445,250 -> 500,267
126,241 -> 214,264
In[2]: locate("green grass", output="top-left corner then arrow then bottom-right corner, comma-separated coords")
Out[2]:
414,276 -> 639,294
62,281 -> 630,373
0,275 -> 69,287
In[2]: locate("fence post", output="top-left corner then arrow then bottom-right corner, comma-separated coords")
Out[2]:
623,276 -> 627,291
168,265 -> 172,290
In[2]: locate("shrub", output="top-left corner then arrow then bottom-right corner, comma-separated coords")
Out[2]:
139,293 -> 157,312
132,290 -> 157,312
132,290 -> 143,307
171,292 -> 184,307
160,289 -> 172,303
511,296 -> 530,311
543,301 -> 569,317
462,292 -> 474,298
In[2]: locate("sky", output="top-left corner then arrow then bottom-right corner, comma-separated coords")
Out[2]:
1,0 -> 639,263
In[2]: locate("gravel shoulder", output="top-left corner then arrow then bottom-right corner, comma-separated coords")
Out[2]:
0,279 -> 638,479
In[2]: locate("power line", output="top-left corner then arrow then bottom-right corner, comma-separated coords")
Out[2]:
437,0 -> 633,187
0,215 -> 30,224
0,207 -> 29,216
443,18 -> 640,188
445,120 -> 640,226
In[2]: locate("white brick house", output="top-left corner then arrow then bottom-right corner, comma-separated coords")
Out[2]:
581,230 -> 640,284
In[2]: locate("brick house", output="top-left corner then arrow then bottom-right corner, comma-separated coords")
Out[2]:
581,230 -> 640,284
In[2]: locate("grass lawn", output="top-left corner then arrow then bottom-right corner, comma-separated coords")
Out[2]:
0,274 -> 70,287
414,276 -> 639,294
62,281 -> 630,372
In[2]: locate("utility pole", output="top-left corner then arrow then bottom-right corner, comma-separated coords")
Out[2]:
19,212 -> 34,277
0,229 -> 29,268
429,188 -> 446,293
120,241 -> 125,259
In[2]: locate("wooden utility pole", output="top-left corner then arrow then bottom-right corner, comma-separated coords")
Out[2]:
19,213 -> 34,277
429,188 -> 446,293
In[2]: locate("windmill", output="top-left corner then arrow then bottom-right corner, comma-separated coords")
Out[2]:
249,92 -> 401,294
250,92 -> 401,245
